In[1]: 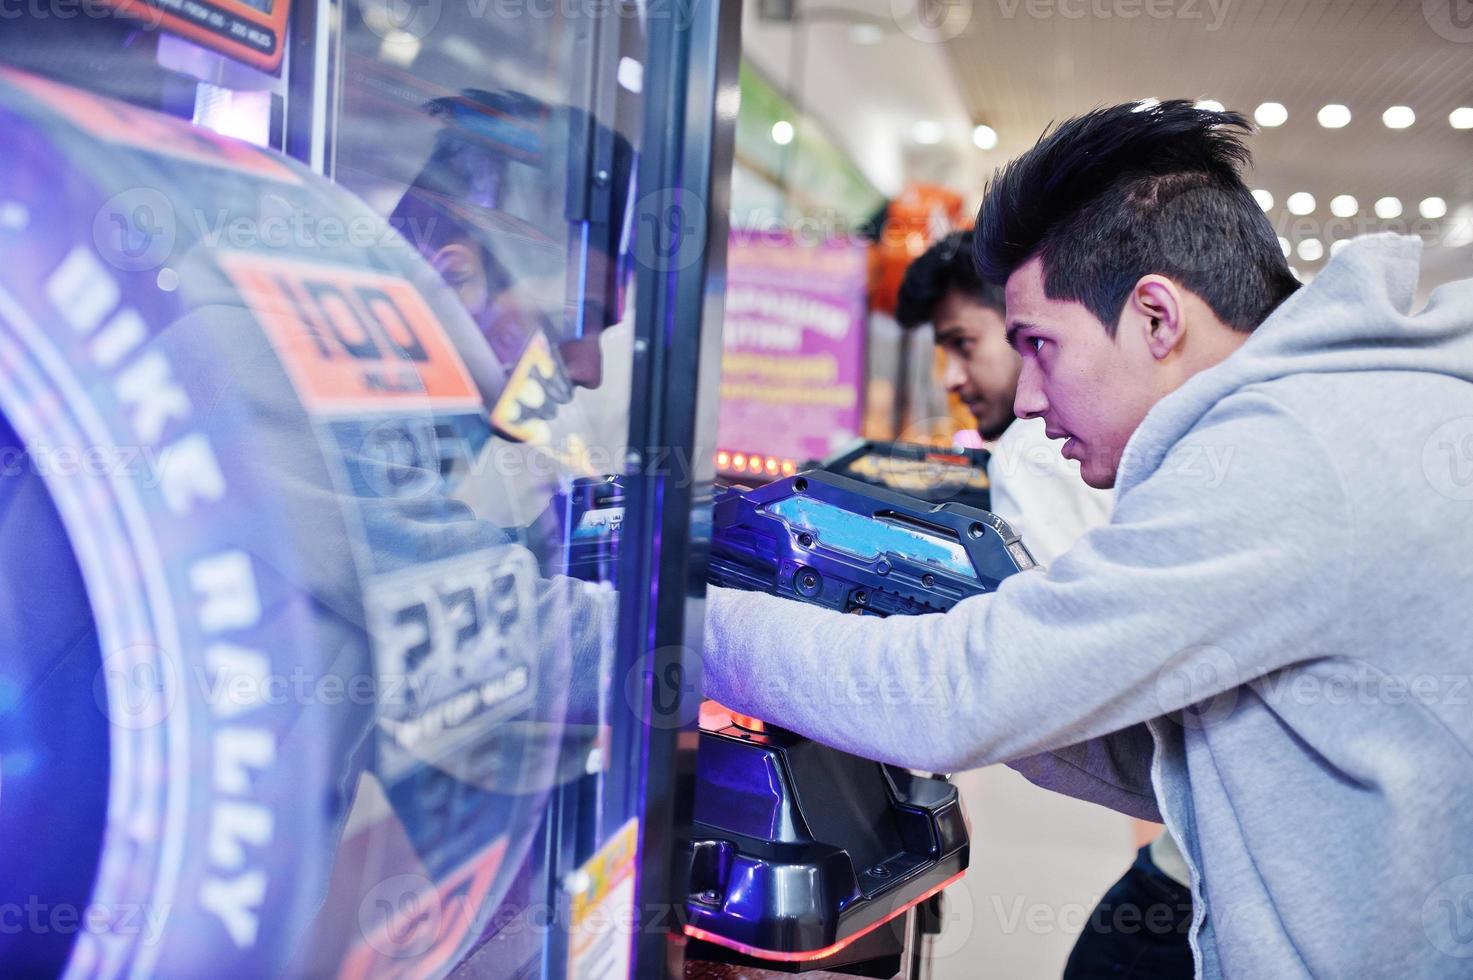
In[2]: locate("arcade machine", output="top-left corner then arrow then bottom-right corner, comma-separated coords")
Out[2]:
562,463 -> 1035,978
815,439 -> 993,512
0,0 -> 734,976
0,3 -> 1022,979
687,470 -> 1033,977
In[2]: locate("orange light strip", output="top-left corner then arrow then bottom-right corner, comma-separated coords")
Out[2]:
683,869 -> 966,963
729,712 -> 766,733
713,450 -> 799,479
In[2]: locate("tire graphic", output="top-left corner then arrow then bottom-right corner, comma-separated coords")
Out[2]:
0,69 -> 567,978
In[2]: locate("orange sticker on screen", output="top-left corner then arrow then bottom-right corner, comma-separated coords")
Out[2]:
220,252 -> 481,414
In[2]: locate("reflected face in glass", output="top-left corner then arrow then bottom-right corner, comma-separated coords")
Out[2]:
430,240 -> 491,318
556,334 -> 603,390
430,235 -> 603,390
932,289 -> 1020,442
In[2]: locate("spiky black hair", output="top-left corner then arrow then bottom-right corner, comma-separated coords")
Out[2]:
895,231 -> 1005,329
974,99 -> 1298,333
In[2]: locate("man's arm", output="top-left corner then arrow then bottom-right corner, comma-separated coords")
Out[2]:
702,391 -> 1353,774
986,418 -> 1143,811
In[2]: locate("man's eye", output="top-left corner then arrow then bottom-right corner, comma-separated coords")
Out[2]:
1028,336 -> 1045,354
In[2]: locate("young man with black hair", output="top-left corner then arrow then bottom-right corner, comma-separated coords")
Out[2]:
704,100 -> 1473,978
896,231 -> 1112,564
899,232 -> 1192,977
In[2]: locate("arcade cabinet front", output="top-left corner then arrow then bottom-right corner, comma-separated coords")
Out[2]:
0,2 -> 733,977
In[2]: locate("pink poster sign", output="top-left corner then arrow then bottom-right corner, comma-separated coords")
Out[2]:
716,230 -> 868,464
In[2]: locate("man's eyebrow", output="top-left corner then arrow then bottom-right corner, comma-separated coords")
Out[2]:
1005,319 -> 1040,349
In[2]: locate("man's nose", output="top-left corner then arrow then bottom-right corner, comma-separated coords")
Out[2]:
559,336 -> 604,389
941,352 -> 968,393
1013,361 -> 1047,419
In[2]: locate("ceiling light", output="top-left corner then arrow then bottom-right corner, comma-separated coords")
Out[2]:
1252,189 -> 1274,211
1317,104 -> 1352,129
1255,102 -> 1288,127
1443,206 -> 1473,248
617,57 -> 644,93
972,124 -> 998,150
1196,100 -> 1225,113
378,31 -> 422,68
1330,195 -> 1358,218
1382,106 -> 1415,129
849,22 -> 884,44
1375,196 -> 1403,219
1289,265 -> 1302,280
1451,107 -> 1473,130
1330,239 -> 1350,256
1278,237 -> 1291,258
911,120 -> 945,144
1296,239 -> 1324,262
771,120 -> 795,145
1287,192 -> 1317,216
1420,196 -> 1448,219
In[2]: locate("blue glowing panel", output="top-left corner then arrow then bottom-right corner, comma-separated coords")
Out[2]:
763,497 -> 978,580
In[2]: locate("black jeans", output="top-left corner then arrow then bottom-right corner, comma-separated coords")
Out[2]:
1061,844 -> 1195,979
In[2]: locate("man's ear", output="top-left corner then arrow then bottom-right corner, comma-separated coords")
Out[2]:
1128,275 -> 1186,361
431,242 -> 478,279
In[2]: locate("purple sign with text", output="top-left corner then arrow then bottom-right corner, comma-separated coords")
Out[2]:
717,230 -> 868,464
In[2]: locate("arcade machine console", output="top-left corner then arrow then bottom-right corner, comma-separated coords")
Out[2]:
560,470 -> 1036,975
817,439 -> 993,512
689,471 -> 1033,975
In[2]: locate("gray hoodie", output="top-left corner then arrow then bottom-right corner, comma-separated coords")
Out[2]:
702,235 -> 1473,979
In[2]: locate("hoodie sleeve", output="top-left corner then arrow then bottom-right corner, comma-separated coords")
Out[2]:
701,390 -> 1354,775
1007,727 -> 1162,821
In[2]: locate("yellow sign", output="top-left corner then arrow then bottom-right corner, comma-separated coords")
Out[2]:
567,818 -> 639,980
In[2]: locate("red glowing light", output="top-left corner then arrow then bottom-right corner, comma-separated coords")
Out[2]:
684,870 -> 967,963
